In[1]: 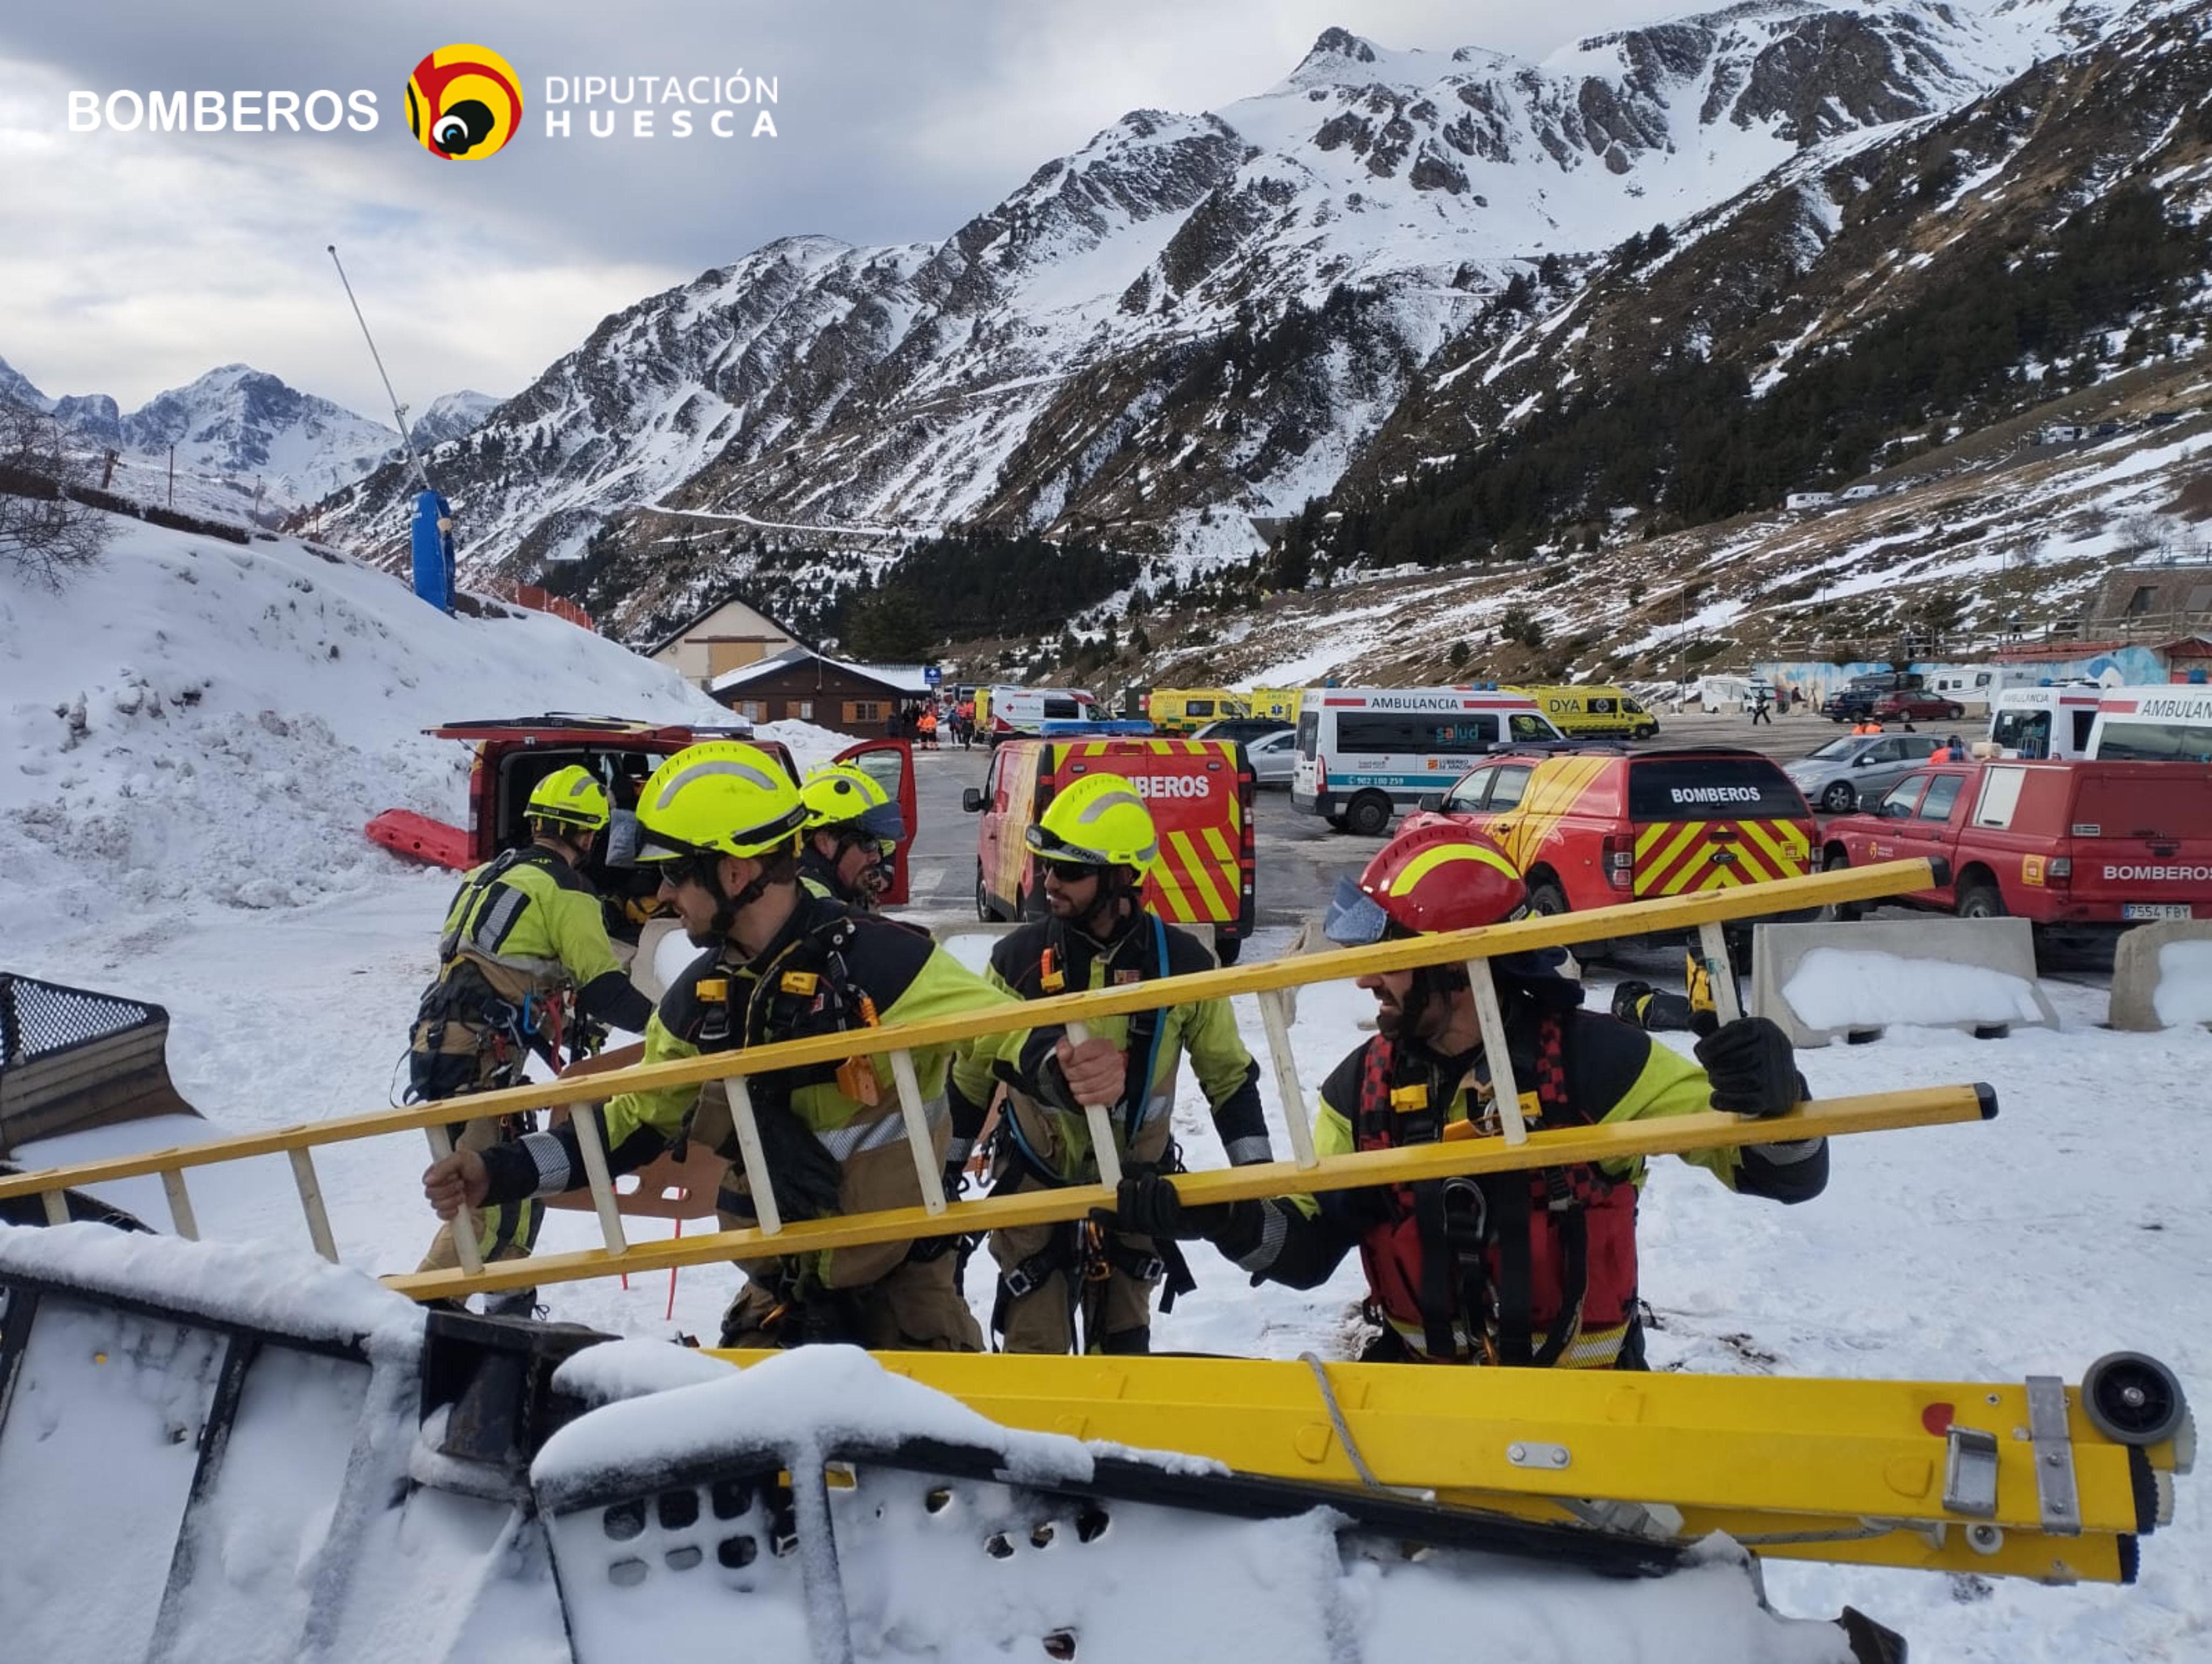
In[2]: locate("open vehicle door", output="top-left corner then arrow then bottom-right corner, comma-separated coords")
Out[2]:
833,738 -> 918,905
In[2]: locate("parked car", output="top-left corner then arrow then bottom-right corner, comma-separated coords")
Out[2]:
1412,747 -> 1814,940
1190,716 -> 1293,748
1819,759 -> 2212,935
1785,733 -> 1950,814
1241,727 -> 1298,788
1871,689 -> 1966,724
1821,672 -> 1925,722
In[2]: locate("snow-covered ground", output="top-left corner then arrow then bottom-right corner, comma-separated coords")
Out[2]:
2,510 -> 2206,1659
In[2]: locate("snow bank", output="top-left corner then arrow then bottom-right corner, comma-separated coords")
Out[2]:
1782,946 -> 2047,1031
2153,939 -> 2212,1026
752,716 -> 862,774
0,515 -> 726,945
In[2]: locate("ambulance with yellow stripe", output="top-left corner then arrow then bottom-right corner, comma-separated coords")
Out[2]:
1414,747 -> 1816,929
963,736 -> 1258,961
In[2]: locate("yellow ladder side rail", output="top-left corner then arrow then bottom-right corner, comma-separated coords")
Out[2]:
0,858 -> 1938,1207
382,1084 -> 1993,1301
844,1351 -> 2147,1534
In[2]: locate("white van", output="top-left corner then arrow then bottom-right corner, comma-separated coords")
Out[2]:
2087,686 -> 2212,762
984,685 -> 1102,742
1291,687 -> 1565,836
1986,686 -> 2105,760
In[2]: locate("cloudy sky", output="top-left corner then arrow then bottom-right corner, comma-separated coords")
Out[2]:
0,0 -> 1663,421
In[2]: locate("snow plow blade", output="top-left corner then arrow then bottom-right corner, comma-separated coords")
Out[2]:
0,973 -> 203,1163
0,1230 -> 1926,1662
364,807 -> 472,870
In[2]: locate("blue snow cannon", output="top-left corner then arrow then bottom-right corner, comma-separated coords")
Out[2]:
410,490 -> 455,613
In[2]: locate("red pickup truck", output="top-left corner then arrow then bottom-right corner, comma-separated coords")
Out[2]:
1818,758 -> 2212,930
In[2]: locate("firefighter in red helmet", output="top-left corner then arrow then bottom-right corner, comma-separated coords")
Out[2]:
1099,822 -> 1825,1368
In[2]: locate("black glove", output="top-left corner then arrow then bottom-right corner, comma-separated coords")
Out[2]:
1609,980 -> 1654,1025
749,1095 -> 846,1219
1093,1173 -> 1234,1242
1695,1017 -> 1803,1118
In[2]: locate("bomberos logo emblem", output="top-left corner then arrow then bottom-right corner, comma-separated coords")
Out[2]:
407,44 -> 522,159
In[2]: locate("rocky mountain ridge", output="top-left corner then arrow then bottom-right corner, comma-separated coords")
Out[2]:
311,2 -> 2108,641
0,358 -> 495,519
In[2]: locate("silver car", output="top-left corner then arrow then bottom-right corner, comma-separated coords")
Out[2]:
1243,727 -> 1298,788
1784,732 -> 1948,814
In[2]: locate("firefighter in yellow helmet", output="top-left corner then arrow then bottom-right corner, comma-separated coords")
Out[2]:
970,772 -> 1269,1354
797,762 -> 905,910
423,741 -> 1010,1349
408,764 -> 653,1296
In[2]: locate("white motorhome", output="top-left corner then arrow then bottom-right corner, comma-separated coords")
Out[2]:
1924,663 -> 2038,713
2087,686 -> 2212,762
1291,687 -> 1565,836
1698,674 -> 1748,714
1986,685 -> 2105,760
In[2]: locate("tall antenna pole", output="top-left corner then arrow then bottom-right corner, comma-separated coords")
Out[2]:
327,243 -> 433,495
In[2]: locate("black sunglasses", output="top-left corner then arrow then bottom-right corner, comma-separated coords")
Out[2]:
650,853 -> 718,889
1041,857 -> 1104,883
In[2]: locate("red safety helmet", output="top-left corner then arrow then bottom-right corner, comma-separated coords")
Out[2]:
1325,822 -> 1528,945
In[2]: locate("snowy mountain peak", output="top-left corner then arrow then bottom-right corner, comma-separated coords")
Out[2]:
2,353 -> 402,520
0,354 -> 51,413
119,365 -> 397,504
410,390 -> 501,451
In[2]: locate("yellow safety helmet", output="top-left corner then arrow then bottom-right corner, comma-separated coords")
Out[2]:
633,741 -> 807,864
1025,772 -> 1158,877
800,763 -> 906,844
524,765 -> 611,833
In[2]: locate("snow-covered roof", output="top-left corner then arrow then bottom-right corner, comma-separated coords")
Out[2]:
709,645 -> 932,695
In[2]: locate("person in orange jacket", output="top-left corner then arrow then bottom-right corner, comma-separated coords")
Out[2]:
916,706 -> 939,750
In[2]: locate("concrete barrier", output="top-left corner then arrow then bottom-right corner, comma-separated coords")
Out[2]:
2109,920 -> 2212,1031
1751,919 -> 2056,1047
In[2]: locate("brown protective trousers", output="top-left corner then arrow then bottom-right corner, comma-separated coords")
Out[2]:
719,1254 -> 982,1350
988,1100 -> 1170,1355
684,1080 -> 983,1353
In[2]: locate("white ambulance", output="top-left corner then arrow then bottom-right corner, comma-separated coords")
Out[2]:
1291,686 -> 1566,836
1986,685 -> 2106,760
2087,686 -> 2212,762
984,685 -> 1103,742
